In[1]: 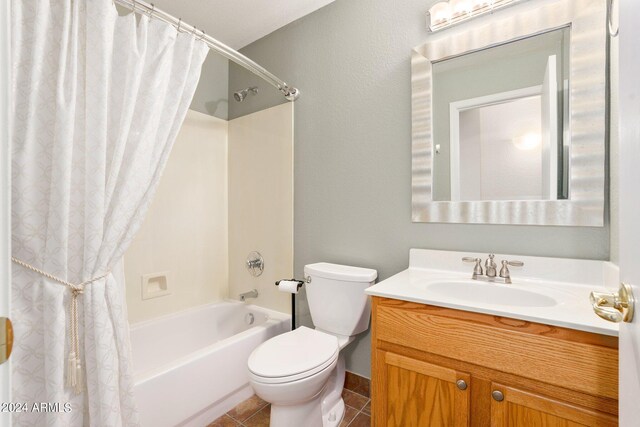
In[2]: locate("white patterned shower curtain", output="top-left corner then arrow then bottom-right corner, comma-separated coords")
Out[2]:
11,0 -> 209,425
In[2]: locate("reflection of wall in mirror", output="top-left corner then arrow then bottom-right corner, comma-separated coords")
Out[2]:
458,98 -> 543,201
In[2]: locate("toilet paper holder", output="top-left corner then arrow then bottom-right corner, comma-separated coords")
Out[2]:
275,277 -> 311,331
274,277 -> 310,291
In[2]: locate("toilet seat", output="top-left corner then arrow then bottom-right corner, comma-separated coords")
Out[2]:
248,327 -> 339,384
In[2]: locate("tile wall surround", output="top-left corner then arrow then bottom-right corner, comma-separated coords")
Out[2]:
228,103 -> 294,314
124,109 -> 229,324
126,102 -> 295,323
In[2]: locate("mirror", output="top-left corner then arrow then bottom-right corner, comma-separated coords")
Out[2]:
432,28 -> 570,202
412,0 -> 606,226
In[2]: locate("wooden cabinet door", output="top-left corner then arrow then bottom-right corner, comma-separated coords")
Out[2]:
490,383 -> 617,427
375,351 -> 470,427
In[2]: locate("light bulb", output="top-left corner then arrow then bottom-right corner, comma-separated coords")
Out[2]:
429,2 -> 452,27
471,0 -> 493,11
450,0 -> 473,18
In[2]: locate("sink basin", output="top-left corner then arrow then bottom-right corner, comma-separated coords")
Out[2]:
419,280 -> 558,308
364,249 -> 619,336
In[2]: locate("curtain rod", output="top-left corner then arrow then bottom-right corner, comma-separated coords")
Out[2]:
113,0 -> 300,101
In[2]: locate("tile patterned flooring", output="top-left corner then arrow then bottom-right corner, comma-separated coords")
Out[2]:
207,372 -> 371,427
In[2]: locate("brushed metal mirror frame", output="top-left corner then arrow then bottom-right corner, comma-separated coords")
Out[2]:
411,0 -> 606,226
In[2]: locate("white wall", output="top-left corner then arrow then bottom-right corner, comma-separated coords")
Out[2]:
481,98 -> 542,200
125,110 -> 228,324
609,9 -> 620,264
458,97 -> 543,201
228,103 -> 294,314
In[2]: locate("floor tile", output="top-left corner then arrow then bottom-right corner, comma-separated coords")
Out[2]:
344,372 -> 370,398
226,395 -> 268,422
206,414 -> 242,427
347,412 -> 371,427
362,400 -> 371,416
342,389 -> 368,411
344,372 -> 362,391
354,381 -> 370,398
339,405 -> 359,427
243,404 -> 271,427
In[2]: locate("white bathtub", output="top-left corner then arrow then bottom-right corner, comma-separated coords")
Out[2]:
130,301 -> 290,427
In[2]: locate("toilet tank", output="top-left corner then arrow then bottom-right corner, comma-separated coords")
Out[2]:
304,263 -> 377,337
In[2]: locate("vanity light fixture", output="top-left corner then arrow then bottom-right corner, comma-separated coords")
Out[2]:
427,0 -> 524,32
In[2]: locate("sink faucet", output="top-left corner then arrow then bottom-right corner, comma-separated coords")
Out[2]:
498,259 -> 525,284
485,254 -> 497,278
239,289 -> 259,301
463,255 -> 524,284
462,257 -> 483,279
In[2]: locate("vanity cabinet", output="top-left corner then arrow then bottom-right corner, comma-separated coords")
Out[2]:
371,297 -> 619,427
489,383 -> 615,427
380,350 -> 470,426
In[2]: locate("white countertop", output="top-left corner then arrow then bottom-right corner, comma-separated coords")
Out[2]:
365,249 -> 619,337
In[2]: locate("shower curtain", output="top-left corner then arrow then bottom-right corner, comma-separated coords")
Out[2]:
11,0 -> 209,425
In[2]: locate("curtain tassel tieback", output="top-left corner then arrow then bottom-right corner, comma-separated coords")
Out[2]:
11,257 -> 111,394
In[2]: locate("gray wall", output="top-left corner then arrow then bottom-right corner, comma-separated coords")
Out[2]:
229,0 -> 611,378
191,54 -> 229,120
114,3 -> 229,119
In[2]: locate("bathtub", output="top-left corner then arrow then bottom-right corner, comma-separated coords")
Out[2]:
130,301 -> 290,427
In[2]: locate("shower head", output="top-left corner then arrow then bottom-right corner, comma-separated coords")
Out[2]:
233,87 -> 259,102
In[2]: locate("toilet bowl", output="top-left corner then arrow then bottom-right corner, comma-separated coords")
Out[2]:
247,263 -> 377,427
248,327 -> 343,427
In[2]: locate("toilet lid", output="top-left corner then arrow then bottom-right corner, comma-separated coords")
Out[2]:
248,326 -> 339,379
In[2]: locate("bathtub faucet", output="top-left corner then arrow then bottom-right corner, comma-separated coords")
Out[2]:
239,289 -> 259,302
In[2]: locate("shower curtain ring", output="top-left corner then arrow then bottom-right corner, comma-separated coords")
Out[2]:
148,3 -> 155,18
131,0 -> 136,13
198,30 -> 206,41
177,18 -> 182,32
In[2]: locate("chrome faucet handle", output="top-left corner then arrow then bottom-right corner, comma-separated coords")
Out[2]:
485,254 -> 497,278
499,260 -> 524,284
505,260 -> 524,267
462,257 -> 483,279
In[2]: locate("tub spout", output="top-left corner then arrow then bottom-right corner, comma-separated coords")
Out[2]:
239,289 -> 258,302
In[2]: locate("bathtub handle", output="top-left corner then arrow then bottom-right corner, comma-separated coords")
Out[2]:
246,252 -> 264,277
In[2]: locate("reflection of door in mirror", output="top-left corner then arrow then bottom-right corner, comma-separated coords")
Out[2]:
432,27 -> 569,202
541,54 -> 558,200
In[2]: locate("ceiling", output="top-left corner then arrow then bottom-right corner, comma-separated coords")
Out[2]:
150,0 -> 337,49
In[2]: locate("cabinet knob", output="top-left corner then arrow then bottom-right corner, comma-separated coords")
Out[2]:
456,379 -> 468,390
492,390 -> 504,402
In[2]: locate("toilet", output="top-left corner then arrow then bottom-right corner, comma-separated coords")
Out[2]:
247,262 -> 377,427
